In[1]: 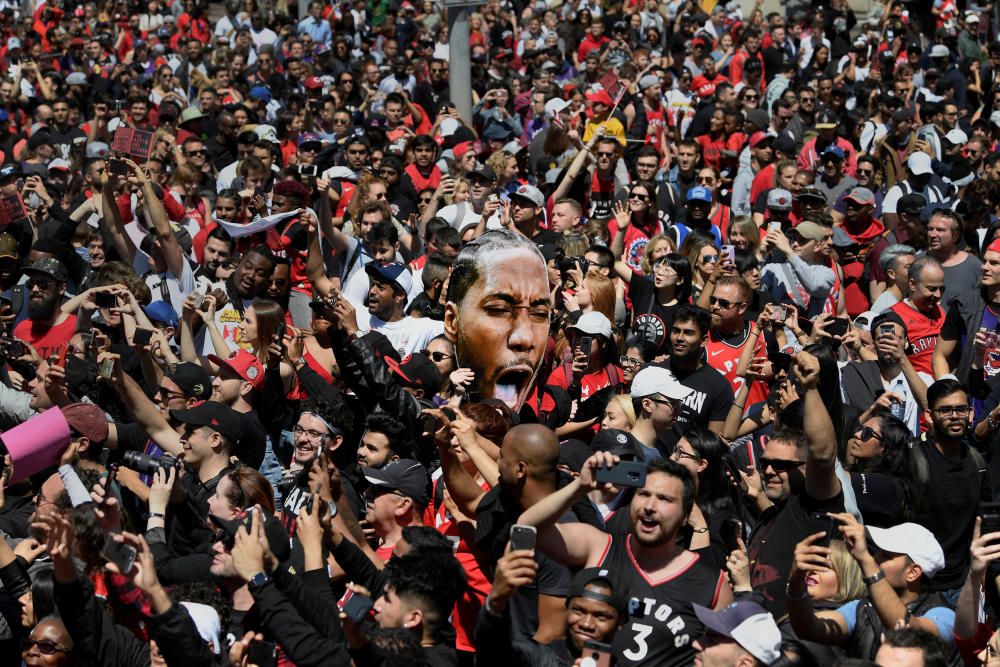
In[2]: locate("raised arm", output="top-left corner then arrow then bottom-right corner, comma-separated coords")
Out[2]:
101,174 -> 137,264
307,215 -> 335,298
101,351 -> 183,455
129,159 -> 185,279
795,351 -> 840,501
516,452 -> 619,569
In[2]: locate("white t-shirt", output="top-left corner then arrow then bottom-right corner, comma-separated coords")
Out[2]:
350,295 -> 445,356
133,252 -> 196,317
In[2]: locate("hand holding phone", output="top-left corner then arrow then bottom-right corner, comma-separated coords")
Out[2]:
509,524 -> 537,552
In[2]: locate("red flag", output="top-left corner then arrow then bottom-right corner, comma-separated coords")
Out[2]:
598,70 -> 626,105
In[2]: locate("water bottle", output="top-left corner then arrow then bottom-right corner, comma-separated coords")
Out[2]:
889,398 -> 905,421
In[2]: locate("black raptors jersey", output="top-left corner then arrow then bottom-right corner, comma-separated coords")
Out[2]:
598,534 -> 726,667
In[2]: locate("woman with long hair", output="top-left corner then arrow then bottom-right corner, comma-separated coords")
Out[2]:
167,164 -> 210,230
698,167 -> 733,231
728,216 -> 763,260
640,234 -> 674,275
670,426 -> 738,564
844,409 -> 919,525
679,230 -> 719,301
196,298 -> 295,391
344,174 -> 389,233
616,252 -> 692,338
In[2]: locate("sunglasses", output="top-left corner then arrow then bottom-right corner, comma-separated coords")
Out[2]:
709,296 -> 743,309
22,638 -> 70,655
856,426 -> 883,441
702,255 -> 718,264
628,191 -> 650,201
27,277 -> 56,291
759,457 -> 805,472
422,350 -> 453,362
596,151 -> 617,158
185,149 -> 207,156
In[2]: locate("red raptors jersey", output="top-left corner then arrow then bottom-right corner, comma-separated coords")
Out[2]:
705,327 -> 768,406
608,219 -> 665,273
645,105 -> 667,151
890,299 -> 945,375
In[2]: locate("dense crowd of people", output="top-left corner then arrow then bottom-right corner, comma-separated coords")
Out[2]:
5,0 -> 1000,665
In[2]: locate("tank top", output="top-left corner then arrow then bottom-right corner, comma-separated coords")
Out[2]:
598,534 -> 727,667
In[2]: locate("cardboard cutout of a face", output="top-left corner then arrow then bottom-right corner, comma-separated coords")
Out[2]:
444,233 -> 552,413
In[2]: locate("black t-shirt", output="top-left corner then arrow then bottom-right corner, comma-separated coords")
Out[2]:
628,275 -> 678,352
531,228 -> 562,247
748,489 -> 846,619
913,438 -> 985,590
655,360 -> 732,451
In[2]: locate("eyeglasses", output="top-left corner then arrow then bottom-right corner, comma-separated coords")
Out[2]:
671,448 -> 701,462
856,426 -> 883,441
759,457 -> 806,472
422,350 -> 453,362
157,386 -> 186,402
27,277 -> 56,291
653,263 -> 677,275
619,355 -> 643,368
628,191 -> 650,202
934,405 -> 971,417
293,425 -> 328,441
21,638 -> 70,655
709,296 -> 744,309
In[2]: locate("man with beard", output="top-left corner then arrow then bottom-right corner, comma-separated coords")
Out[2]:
925,209 -> 982,309
670,186 -> 722,247
703,276 -> 770,406
205,349 -> 268,469
911,379 -> 988,603
14,258 -> 76,361
476,564 -> 627,666
517,454 -> 734,667
412,59 -> 451,123
195,226 -> 235,291
656,305 -> 731,448
444,229 -> 551,413
337,262 -> 444,357
198,246 -> 276,354
841,311 -> 931,435
891,257 -> 946,375
266,257 -> 291,312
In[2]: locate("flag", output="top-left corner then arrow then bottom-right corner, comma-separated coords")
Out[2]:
598,70 -> 626,105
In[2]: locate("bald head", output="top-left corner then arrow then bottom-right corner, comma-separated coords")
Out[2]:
506,424 -> 559,477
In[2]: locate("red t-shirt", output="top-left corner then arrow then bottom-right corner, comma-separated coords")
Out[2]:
546,362 -> 624,401
13,314 -> 77,361
404,163 -> 442,192
696,133 -> 727,170
890,300 -> 944,375
706,328 -> 768,406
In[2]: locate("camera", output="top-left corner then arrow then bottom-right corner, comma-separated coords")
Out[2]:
556,255 -> 590,275
122,450 -> 180,475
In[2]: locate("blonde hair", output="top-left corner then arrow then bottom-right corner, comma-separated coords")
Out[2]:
444,176 -> 469,206
347,173 -> 388,220
607,394 -> 636,429
728,216 -> 761,255
640,234 -> 676,275
827,540 -> 866,603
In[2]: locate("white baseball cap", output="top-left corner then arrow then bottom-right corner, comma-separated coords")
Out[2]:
694,602 -> 782,665
867,522 -> 945,577
630,367 -> 692,401
570,312 -> 613,340
544,97 -> 571,120
944,128 -> 968,145
907,152 -> 933,175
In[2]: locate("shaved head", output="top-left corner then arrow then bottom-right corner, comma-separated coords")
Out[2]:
499,424 -> 559,493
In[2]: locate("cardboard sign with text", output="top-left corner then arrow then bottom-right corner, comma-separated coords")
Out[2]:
0,194 -> 26,226
112,127 -> 154,161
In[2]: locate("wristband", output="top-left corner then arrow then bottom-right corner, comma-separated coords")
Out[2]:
862,569 -> 886,586
149,512 -> 165,519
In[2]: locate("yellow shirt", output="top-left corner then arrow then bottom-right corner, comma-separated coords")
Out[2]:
584,117 -> 626,146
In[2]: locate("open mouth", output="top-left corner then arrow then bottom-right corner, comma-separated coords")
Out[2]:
493,367 -> 533,408
637,516 -> 658,533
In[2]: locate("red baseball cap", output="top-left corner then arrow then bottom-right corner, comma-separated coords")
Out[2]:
208,349 -> 265,389
304,76 -> 324,90
586,89 -> 615,107
749,131 -> 773,148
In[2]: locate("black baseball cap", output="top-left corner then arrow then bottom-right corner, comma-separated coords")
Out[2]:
363,459 -> 430,506
210,508 -> 291,562
592,428 -> 644,461
898,192 -> 928,215
166,362 -> 212,400
566,567 -> 628,614
170,400 -> 243,444
385,353 -> 442,396
25,257 -> 69,283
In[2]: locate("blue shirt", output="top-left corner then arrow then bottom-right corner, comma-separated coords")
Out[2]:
297,16 -> 331,44
834,599 -> 955,648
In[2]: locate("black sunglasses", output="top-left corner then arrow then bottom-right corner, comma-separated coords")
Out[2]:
759,456 -> 805,472
421,350 -> 453,362
22,638 -> 70,655
856,426 -> 883,441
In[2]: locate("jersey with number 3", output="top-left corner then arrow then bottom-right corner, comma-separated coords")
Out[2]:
599,534 -> 726,667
